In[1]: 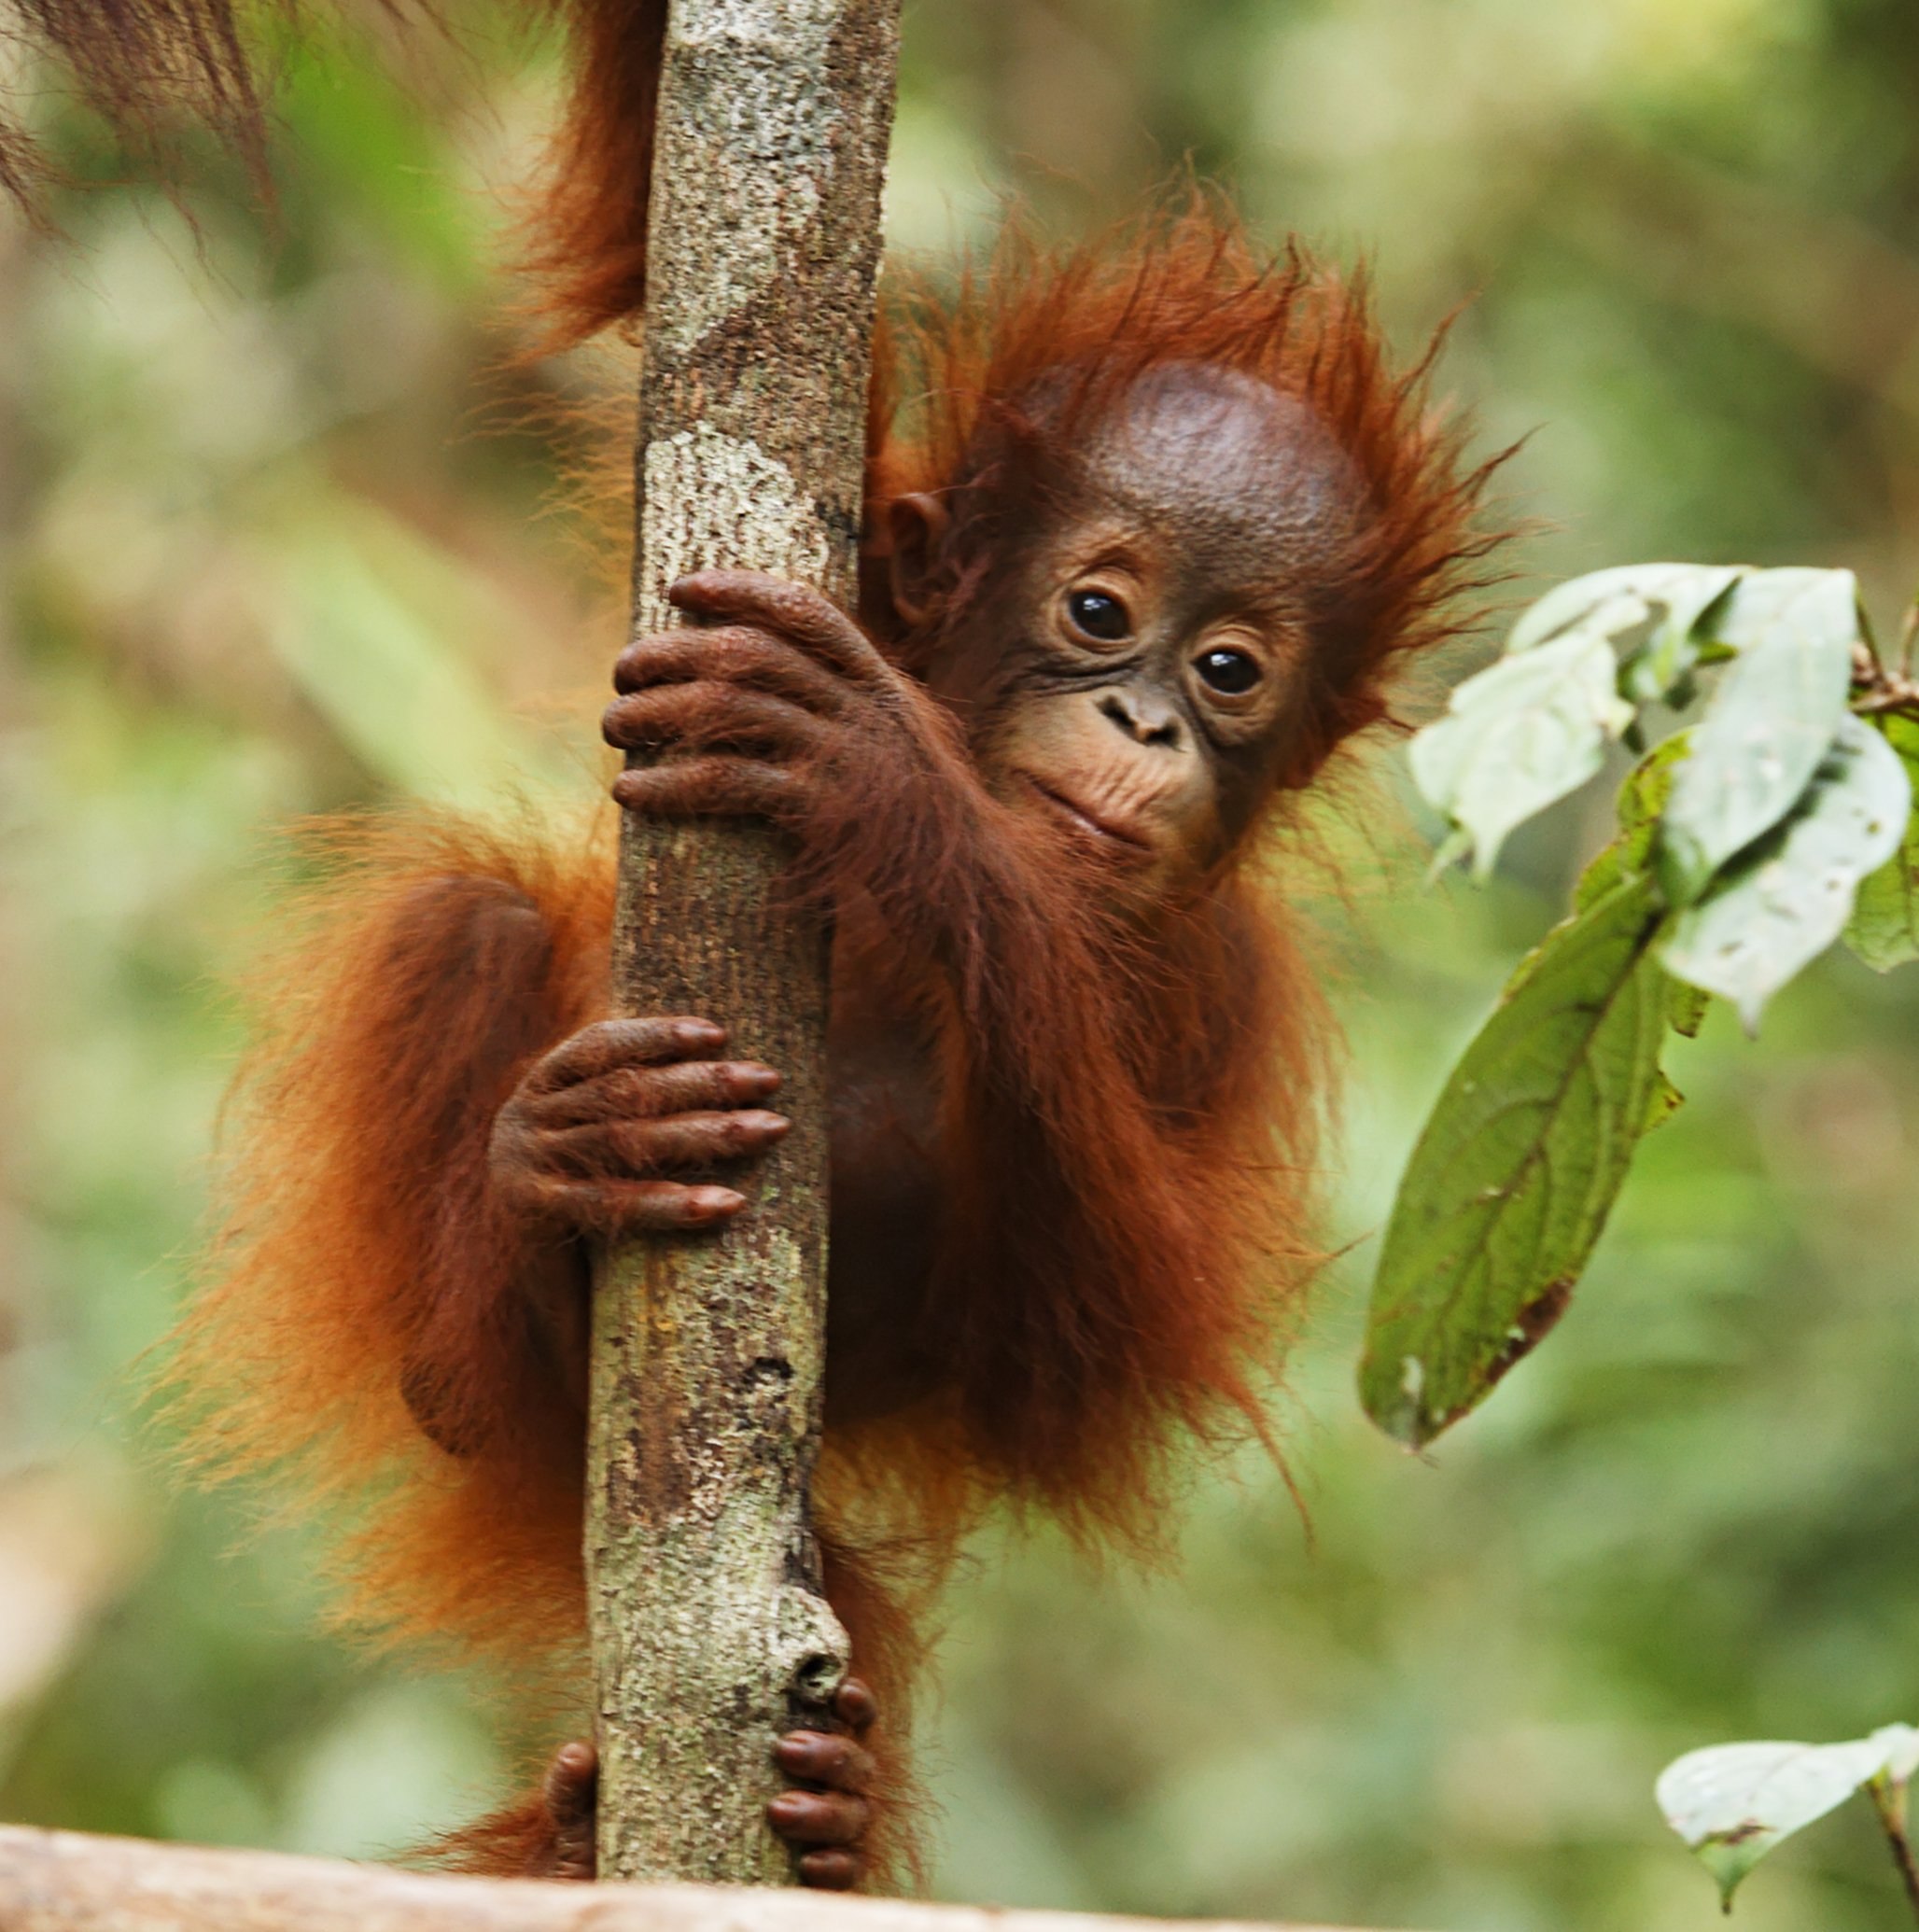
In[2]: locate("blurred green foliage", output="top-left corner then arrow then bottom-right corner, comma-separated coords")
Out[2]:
6,2 -> 1919,1927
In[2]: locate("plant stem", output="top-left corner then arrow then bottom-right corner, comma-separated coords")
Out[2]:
1869,1778 -> 1919,1925
1850,638 -> 1919,717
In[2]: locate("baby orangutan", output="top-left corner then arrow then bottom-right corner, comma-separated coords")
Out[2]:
169,216 -> 1498,1889
9,0 -> 1498,1888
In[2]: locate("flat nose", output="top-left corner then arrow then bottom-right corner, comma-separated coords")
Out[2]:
1099,689 -> 1183,749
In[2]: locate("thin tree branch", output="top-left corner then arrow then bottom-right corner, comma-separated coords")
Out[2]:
0,1826 -> 1394,1932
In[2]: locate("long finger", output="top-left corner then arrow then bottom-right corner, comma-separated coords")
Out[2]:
832,1678 -> 878,1735
545,1111 -> 791,1175
615,628 -> 846,710
526,1059 -> 780,1129
543,1742 -> 598,1831
774,1731 -> 875,1795
517,1176 -> 748,1233
671,571 -> 889,685
604,684 -> 828,757
797,1849 -> 861,1891
542,1740 -> 598,1883
611,757 -> 799,820
527,1017 -> 727,1094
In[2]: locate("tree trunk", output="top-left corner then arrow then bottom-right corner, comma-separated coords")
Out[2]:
586,0 -> 901,1887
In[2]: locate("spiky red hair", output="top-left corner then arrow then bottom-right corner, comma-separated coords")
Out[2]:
867,199 -> 1510,779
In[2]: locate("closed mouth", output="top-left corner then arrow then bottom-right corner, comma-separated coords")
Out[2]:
1017,772 -> 1151,852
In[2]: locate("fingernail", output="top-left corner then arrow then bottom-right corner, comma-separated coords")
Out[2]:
697,1188 -> 747,1214
678,1020 -> 726,1046
743,1112 -> 791,1136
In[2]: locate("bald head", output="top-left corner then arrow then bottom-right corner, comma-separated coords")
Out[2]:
1076,364 -> 1369,620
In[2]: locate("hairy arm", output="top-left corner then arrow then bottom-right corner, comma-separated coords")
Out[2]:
607,573 -> 1296,1519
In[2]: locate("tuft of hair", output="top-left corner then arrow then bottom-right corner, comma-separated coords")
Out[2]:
0,0 -> 665,348
155,806 -> 615,1687
511,0 -> 667,350
868,192 -> 1514,783
0,0 -> 282,206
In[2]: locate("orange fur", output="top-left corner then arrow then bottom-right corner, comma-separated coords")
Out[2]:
168,812 -> 618,1687
157,208 -> 1502,1880
44,0 -> 1506,1883
869,198 -> 1508,776
515,0 -> 668,346
0,0 -> 273,205
4,0 -> 664,345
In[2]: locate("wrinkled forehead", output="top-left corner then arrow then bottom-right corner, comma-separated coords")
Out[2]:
1072,364 -> 1367,581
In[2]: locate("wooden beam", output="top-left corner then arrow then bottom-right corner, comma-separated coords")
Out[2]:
0,1827 -> 1392,1932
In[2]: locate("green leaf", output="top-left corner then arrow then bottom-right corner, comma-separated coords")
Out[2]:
1660,568 -> 1858,904
1701,564 -> 1862,654
1662,715 -> 1912,1031
1508,562 -> 1745,661
1668,979 -> 1711,1038
1657,1727 -> 1919,1911
1410,630 -> 1635,879
1359,875 -> 1667,1448
1575,734 -> 1691,912
1627,570 -> 1748,705
1643,1068 -> 1685,1132
1843,714 -> 1919,972
1619,732 -> 1690,830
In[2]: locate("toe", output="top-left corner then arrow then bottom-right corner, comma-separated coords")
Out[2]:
541,1739 -> 598,1883
798,1848 -> 861,1891
544,1740 -> 598,1825
774,1729 -> 874,1793
832,1676 -> 878,1735
767,1788 -> 869,1848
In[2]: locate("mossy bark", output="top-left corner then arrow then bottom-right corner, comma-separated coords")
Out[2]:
586,0 -> 901,1887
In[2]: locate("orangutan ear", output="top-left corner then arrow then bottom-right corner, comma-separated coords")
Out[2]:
885,493 -> 951,629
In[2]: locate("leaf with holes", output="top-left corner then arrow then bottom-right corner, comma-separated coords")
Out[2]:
1659,568 -> 1858,904
1360,875 -> 1668,1448
1658,1727 -> 1919,1911
1508,561 -> 1746,669
1506,560 -> 1746,707
1411,629 -> 1635,879
1662,715 -> 1911,1030
1844,714 -> 1919,972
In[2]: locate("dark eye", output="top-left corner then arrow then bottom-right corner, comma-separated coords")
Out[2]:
1065,589 -> 1131,642
1196,648 -> 1262,695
